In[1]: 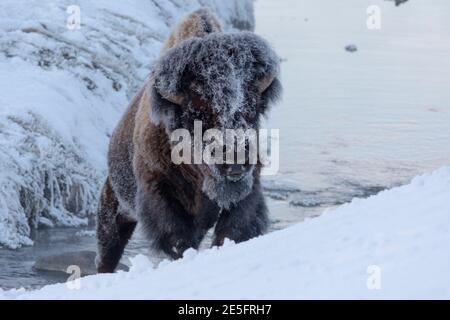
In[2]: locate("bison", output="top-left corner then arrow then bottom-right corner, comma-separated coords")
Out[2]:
96,8 -> 282,273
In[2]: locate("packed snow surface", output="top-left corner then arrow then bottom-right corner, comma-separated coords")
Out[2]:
2,167 -> 449,299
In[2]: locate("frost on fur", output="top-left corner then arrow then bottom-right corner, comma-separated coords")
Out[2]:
154,32 -> 281,128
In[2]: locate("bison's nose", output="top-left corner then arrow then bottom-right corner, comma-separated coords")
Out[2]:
226,164 -> 246,182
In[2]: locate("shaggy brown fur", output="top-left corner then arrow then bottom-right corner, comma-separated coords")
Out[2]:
161,8 -> 222,54
96,8 -> 281,273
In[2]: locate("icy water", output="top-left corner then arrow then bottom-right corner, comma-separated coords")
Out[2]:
1,0 -> 450,290
258,0 -> 450,212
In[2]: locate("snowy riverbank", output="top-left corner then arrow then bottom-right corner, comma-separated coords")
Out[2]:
2,167 -> 449,299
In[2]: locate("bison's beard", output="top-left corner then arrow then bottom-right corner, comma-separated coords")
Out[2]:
202,166 -> 254,210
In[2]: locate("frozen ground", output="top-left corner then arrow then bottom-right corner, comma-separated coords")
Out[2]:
2,167 -> 449,299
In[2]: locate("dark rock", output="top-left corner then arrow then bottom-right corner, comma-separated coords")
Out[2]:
345,44 -> 358,53
33,250 -> 129,276
386,0 -> 409,7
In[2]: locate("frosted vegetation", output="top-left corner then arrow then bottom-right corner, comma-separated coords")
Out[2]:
0,0 -> 255,249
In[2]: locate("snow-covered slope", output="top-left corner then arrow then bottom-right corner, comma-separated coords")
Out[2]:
2,167 -> 449,299
0,0 -> 255,249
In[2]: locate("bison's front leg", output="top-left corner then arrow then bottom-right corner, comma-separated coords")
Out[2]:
212,186 -> 269,247
136,178 -> 206,259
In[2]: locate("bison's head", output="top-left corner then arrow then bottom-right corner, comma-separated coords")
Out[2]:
150,32 -> 281,209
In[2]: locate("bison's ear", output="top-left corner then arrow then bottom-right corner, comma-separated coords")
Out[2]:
153,37 -> 198,97
258,76 -> 282,115
240,32 -> 282,112
149,85 -> 182,132
149,38 -> 198,130
257,75 -> 276,94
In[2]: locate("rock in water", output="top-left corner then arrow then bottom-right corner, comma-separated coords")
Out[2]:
386,0 -> 409,6
345,44 -> 358,53
33,251 -> 129,276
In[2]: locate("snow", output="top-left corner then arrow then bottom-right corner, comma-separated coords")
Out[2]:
0,0 -> 254,249
1,167 -> 449,299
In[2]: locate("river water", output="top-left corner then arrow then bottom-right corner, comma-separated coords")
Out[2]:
1,0 -> 449,290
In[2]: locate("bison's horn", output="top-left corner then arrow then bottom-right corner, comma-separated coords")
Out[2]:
160,91 -> 184,105
257,75 -> 276,94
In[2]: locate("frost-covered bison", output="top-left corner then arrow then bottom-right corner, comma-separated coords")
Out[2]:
96,9 -> 281,273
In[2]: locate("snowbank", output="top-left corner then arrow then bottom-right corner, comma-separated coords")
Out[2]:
0,0 -> 254,249
2,167 -> 449,299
